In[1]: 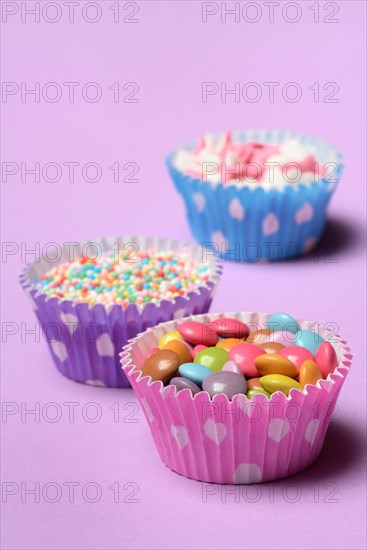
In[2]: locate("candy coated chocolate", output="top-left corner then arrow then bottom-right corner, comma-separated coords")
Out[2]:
194,347 -> 228,372
270,331 -> 295,347
247,389 -> 271,399
315,342 -> 338,377
246,328 -> 272,345
254,354 -> 298,379
266,312 -> 300,334
163,339 -> 192,365
228,342 -> 263,377
278,345 -> 314,371
193,344 -> 207,358
178,362 -> 212,386
142,349 -> 180,383
169,376 -> 201,395
294,329 -> 324,355
259,374 -> 303,396
247,377 -> 264,391
258,342 -> 285,354
178,321 -> 218,346
179,339 -> 194,354
212,317 -> 250,339
203,371 -> 247,399
216,338 -> 244,351
222,360 -> 244,376
299,360 -> 323,388
143,347 -> 160,361
145,314 -> 331,402
158,330 -> 182,349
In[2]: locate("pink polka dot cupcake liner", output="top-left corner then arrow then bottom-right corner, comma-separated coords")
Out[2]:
121,312 -> 351,484
20,236 -> 222,388
166,130 -> 343,262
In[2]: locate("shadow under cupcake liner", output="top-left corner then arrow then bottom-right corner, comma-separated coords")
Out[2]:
167,130 -> 343,262
121,311 -> 351,483
20,236 -> 222,388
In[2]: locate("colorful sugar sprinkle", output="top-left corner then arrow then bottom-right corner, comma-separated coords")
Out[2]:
35,247 -> 211,308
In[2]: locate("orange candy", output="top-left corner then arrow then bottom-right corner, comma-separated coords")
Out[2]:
163,340 -> 192,365
299,360 -> 324,388
254,354 -> 298,379
216,338 -> 244,351
247,377 -> 264,391
246,329 -> 272,345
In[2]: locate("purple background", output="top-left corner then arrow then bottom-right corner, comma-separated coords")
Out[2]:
1,1 -> 366,549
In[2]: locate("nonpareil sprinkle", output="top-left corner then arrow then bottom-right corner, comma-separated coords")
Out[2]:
35,248 -> 211,308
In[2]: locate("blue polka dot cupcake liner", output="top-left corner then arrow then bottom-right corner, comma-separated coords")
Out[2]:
166,130 -> 343,262
20,236 -> 222,388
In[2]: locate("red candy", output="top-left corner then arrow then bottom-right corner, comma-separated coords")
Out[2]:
315,342 -> 338,378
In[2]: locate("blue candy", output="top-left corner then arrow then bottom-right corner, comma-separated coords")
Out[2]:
178,363 -> 212,386
294,329 -> 324,355
266,312 -> 301,334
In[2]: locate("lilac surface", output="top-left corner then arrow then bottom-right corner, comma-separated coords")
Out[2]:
1,1 -> 366,549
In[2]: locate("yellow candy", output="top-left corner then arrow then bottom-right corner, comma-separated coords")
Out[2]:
259,374 -> 303,396
158,330 -> 183,349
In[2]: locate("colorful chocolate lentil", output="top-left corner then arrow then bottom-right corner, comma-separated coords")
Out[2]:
140,313 -> 338,399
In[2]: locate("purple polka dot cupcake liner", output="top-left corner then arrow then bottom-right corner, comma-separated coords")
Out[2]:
20,236 -> 222,388
121,312 -> 351,484
166,130 -> 343,262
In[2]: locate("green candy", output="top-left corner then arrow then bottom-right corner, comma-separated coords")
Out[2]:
194,347 -> 228,372
246,389 -> 271,399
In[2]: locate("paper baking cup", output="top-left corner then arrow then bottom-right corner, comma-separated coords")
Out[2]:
167,130 -> 343,262
121,312 -> 351,483
20,236 -> 222,388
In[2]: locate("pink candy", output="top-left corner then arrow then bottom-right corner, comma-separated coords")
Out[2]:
178,321 -> 218,347
228,343 -> 264,377
279,346 -> 314,371
211,317 -> 250,339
